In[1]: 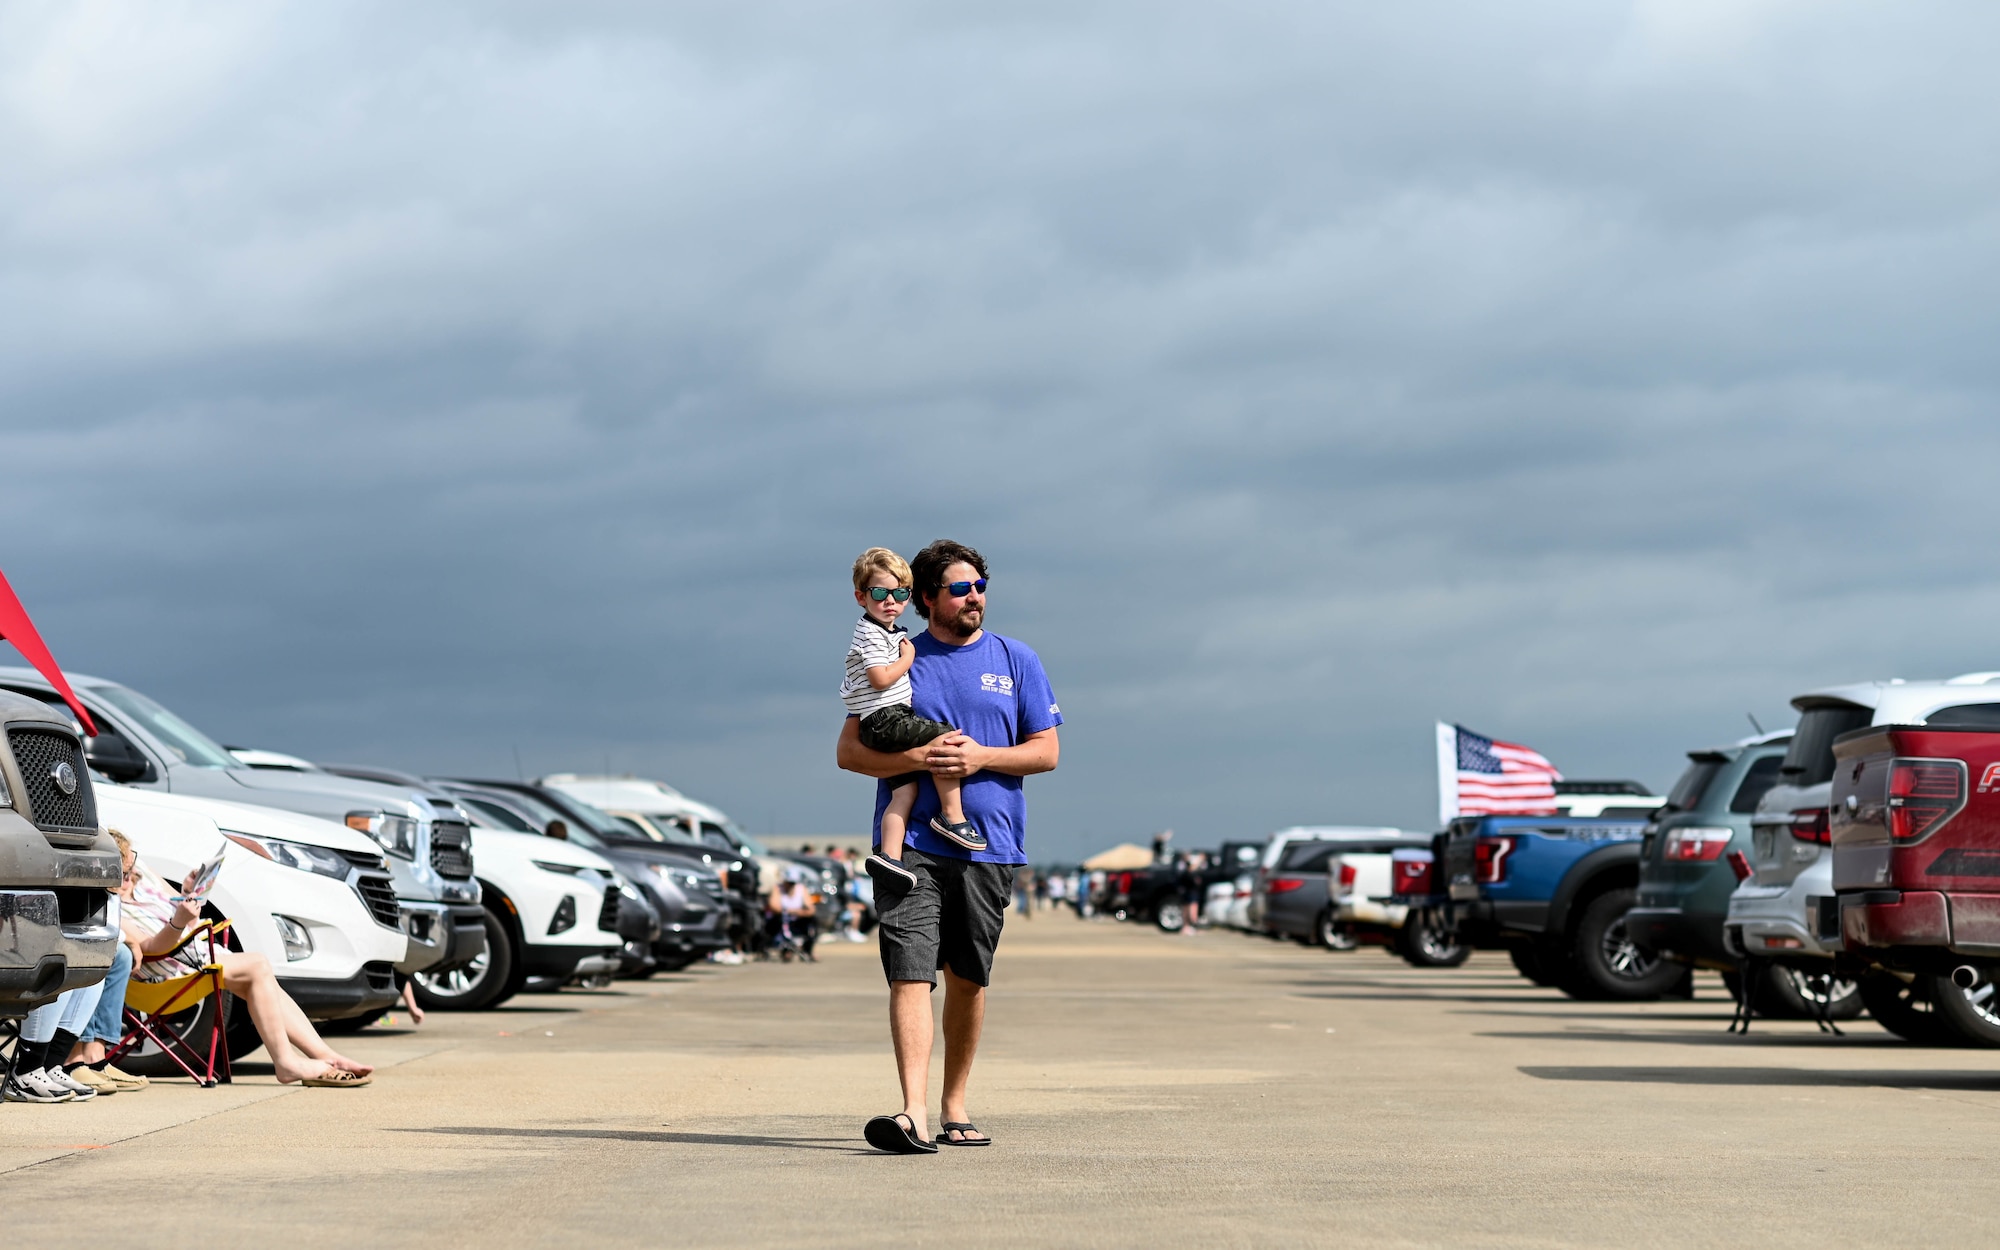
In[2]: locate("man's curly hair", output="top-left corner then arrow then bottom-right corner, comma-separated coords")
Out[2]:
909,539 -> 988,620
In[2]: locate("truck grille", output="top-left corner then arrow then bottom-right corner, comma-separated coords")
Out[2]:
597,884 -> 622,933
7,727 -> 96,833
430,821 -> 474,879
354,873 -> 401,929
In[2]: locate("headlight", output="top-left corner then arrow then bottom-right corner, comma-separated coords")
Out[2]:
223,832 -> 349,879
346,811 -> 419,860
533,860 -> 584,876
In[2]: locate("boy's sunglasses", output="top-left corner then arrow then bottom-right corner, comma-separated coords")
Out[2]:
942,579 -> 988,598
867,587 -> 912,602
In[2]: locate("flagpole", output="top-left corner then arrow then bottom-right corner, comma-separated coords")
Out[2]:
1435,722 -> 1458,828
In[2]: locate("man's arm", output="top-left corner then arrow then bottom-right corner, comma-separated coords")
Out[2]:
923,727 -> 1059,780
835,715 -> 934,779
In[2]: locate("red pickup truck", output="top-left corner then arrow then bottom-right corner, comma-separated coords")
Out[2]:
1830,724 -> 2000,1044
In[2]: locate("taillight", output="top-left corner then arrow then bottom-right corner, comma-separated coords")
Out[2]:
1888,757 -> 1968,843
1725,850 -> 1752,882
1472,837 -> 1515,884
1391,853 -> 1433,896
1337,863 -> 1357,887
1268,877 -> 1306,894
1662,827 -> 1733,862
1788,808 -> 1830,845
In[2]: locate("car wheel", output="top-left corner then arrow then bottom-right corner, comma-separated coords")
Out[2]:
1566,889 -> 1684,1001
1755,965 -> 1866,1021
1316,911 -> 1358,951
1922,970 -> 2000,1047
1858,971 -> 1962,1044
1396,913 -> 1471,967
1509,942 -> 1566,988
1155,900 -> 1186,932
413,907 -> 516,1011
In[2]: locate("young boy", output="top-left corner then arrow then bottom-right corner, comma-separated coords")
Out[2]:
841,547 -> 985,889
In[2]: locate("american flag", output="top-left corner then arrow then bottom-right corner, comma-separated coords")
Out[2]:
1436,722 -> 1561,822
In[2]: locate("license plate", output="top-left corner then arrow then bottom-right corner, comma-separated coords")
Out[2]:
1449,883 -> 1480,901
1753,829 -> 1775,862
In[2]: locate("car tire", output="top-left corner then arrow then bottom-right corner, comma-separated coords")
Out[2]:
1155,900 -> 1186,933
1858,971 -> 1963,1045
1316,911 -> 1359,951
412,906 -> 517,1012
1920,971 -> 2000,1047
1755,965 -> 1866,1021
1509,942 -> 1566,988
1396,914 -> 1471,967
1565,889 -> 1684,1001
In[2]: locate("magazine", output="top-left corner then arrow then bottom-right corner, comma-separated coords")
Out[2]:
171,844 -> 227,903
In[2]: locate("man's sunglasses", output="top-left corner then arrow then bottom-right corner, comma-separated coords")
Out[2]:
942,579 -> 988,598
867,587 -> 912,602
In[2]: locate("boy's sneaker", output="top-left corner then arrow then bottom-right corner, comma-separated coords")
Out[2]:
928,817 -> 988,853
42,1066 -> 97,1100
3,1068 -> 76,1103
866,853 -> 918,890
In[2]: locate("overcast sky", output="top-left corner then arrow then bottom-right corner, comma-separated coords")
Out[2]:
5,2 -> 2000,859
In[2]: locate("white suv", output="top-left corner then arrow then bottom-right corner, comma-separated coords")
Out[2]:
1727,674 -> 2000,1018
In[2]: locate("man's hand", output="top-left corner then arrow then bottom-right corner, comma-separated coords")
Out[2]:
924,732 -> 989,778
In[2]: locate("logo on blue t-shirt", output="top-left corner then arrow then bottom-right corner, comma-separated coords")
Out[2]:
979,673 -> 1015,695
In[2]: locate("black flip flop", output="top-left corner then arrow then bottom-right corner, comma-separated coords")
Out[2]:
864,1113 -> 937,1154
938,1121 -> 991,1146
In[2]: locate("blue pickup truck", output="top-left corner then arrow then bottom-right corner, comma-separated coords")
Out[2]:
1435,814 -> 1688,1000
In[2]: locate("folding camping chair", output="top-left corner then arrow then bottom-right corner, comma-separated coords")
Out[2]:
106,919 -> 233,1087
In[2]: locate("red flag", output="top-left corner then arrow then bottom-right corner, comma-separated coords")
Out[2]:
0,569 -> 97,737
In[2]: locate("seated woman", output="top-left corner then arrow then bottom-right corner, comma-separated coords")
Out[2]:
113,830 -> 374,1088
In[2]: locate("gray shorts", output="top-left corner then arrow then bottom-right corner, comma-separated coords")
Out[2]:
876,847 -> 1014,987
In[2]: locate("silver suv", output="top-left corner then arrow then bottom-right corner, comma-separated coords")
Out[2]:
1727,674 -> 2000,1021
0,668 -> 484,989
0,689 -> 121,1013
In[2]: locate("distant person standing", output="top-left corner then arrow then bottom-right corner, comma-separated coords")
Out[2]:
838,539 -> 1061,1153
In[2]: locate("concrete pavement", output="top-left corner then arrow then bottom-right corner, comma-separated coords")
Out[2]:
7,915 -> 2000,1248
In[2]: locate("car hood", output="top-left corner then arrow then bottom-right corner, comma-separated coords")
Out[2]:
473,827 -> 614,874
212,766 -> 434,821
99,786 -> 382,855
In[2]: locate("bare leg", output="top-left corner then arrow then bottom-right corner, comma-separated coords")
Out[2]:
935,773 -> 967,826
219,953 -> 373,1080
938,966 -> 988,1142
881,783 -> 917,860
69,1039 -> 105,1065
888,980 -> 933,1142
400,977 -> 425,1025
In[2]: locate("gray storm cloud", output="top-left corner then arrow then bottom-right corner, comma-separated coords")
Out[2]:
3,2 -> 1999,857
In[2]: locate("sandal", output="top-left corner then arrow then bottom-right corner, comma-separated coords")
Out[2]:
300,1068 -> 372,1088
864,1113 -> 937,1154
938,1121 -> 990,1146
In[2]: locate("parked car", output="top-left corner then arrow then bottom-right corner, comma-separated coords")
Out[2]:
1095,860 -> 1192,931
0,689 -> 121,1014
0,669 -> 485,983
1726,675 -> 2000,1027
1325,835 -> 1438,950
1438,813 -> 1684,999
1831,720 -> 2000,1044
97,787 -> 407,1063
1247,827 -> 1403,932
1381,847 -> 1471,967
435,778 -> 735,971
1201,842 -> 1264,929
1265,835 -> 1427,948
1626,732 -> 1835,1015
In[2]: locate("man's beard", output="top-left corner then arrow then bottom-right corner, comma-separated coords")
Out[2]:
939,603 -> 983,639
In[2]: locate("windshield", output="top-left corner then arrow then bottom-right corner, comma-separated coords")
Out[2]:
1729,754 -> 1785,813
1781,703 -> 1874,787
460,798 -> 537,833
92,684 -> 240,769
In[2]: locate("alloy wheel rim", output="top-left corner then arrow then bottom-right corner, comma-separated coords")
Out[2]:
1601,917 -> 1657,979
416,945 -> 491,1001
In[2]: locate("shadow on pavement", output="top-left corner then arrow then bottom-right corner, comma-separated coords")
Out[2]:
1483,1030 -> 1912,1048
1521,1066 -> 2000,1089
391,1125 -> 877,1154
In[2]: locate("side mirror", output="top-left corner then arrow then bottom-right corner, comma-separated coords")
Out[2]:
546,819 -> 569,841
84,730 -> 153,784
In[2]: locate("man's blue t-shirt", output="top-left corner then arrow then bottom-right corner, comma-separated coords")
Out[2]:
868,630 -> 1061,866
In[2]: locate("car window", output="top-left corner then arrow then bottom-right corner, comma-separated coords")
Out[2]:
1925,703 -> 2000,728
1665,759 -> 1723,812
461,798 -> 536,832
1729,755 -> 1786,814
611,815 -> 658,840
88,684 -> 240,769
1280,843 -> 1336,871
1781,703 -> 1874,787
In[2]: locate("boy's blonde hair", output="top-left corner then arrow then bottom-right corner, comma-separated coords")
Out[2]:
852,547 -> 913,592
